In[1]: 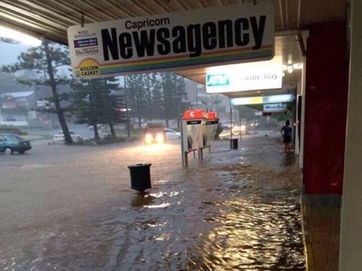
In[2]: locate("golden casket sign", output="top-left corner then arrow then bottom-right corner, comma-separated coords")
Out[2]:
67,0 -> 274,78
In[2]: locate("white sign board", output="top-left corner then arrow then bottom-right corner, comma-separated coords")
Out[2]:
206,60 -> 282,93
263,103 -> 287,112
231,94 -> 294,105
67,1 -> 274,78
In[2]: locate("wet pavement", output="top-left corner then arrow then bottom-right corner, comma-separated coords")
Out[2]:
0,131 -> 305,270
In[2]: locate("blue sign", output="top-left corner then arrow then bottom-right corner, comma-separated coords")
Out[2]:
263,103 -> 287,112
206,74 -> 230,87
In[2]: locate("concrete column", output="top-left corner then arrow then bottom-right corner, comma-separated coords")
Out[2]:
294,81 -> 301,156
340,1 -> 362,270
299,57 -> 306,169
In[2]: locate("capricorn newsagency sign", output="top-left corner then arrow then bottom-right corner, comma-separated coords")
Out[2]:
67,1 -> 274,78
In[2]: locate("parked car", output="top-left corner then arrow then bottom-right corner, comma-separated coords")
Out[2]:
0,134 -> 31,154
88,124 -> 106,131
218,123 -> 248,139
53,130 -> 83,143
164,128 -> 181,140
88,124 -> 111,139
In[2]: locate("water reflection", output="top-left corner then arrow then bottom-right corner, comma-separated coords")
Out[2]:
283,152 -> 296,167
131,193 -> 155,207
0,137 -> 305,270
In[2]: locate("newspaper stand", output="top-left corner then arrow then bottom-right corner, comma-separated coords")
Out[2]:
181,109 -> 205,167
200,111 -> 219,159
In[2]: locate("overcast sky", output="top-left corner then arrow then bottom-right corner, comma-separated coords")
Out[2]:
0,42 -> 32,65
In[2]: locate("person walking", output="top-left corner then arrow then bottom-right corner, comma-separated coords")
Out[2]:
281,120 -> 293,153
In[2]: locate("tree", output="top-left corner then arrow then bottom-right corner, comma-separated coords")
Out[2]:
143,74 -> 153,120
71,77 -> 119,140
71,79 -> 98,140
2,40 -> 73,144
126,74 -> 147,128
97,77 -> 120,138
161,72 -> 189,127
149,73 -> 163,120
174,75 -> 189,127
161,72 -> 175,127
123,72 -> 189,128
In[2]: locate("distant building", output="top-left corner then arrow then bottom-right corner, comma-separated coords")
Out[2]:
0,91 -> 34,126
0,84 -> 73,127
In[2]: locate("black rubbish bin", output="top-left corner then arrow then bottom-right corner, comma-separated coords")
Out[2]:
230,138 -> 238,149
128,163 -> 152,192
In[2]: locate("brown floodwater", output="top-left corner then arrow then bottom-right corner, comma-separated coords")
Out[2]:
0,132 -> 305,270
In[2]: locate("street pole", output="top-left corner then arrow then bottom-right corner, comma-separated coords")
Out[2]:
196,85 -> 198,108
123,75 -> 130,139
239,108 -> 242,141
229,100 -> 232,140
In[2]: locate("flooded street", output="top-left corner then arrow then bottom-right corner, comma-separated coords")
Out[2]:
0,131 -> 305,270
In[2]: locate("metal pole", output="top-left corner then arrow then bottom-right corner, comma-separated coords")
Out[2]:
123,75 -> 130,139
181,120 -> 185,167
239,108 -> 242,141
196,85 -> 198,108
229,101 -> 233,140
293,90 -> 297,151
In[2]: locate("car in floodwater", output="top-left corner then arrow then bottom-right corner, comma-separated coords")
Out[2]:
219,123 -> 248,139
53,130 -> 83,143
0,134 -> 31,154
144,123 -> 167,144
232,124 -> 247,135
164,128 -> 181,140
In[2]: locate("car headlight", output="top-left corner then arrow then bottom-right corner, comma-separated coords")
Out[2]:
145,133 -> 153,144
240,125 -> 246,132
155,133 -> 165,143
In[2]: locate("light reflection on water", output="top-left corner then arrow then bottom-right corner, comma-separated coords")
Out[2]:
0,140 -> 305,270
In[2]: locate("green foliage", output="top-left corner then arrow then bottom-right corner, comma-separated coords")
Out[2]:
148,73 -> 163,119
126,74 -> 147,127
71,77 -> 120,138
125,72 -> 189,127
276,109 -> 293,122
161,72 -> 189,123
2,41 -> 70,86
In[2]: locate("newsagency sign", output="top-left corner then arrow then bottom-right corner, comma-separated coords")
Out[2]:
67,0 -> 274,78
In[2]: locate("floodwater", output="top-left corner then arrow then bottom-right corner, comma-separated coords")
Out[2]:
0,131 -> 305,270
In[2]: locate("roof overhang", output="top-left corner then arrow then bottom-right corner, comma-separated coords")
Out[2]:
0,0 -> 346,98
0,0 -> 346,45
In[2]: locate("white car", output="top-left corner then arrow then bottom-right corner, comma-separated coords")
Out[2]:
164,128 -> 181,140
88,124 -> 106,131
53,130 -> 83,143
232,124 -> 247,135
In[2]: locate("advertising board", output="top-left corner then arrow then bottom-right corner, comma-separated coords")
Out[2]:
67,1 -> 274,78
